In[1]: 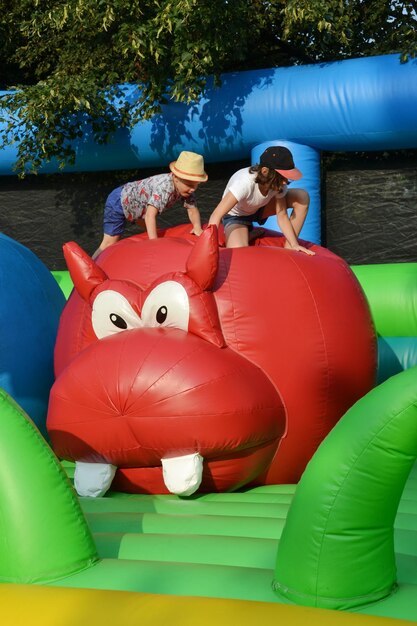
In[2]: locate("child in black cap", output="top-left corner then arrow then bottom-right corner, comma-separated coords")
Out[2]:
209,146 -> 314,254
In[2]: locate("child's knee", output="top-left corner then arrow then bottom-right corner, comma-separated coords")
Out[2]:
287,188 -> 309,211
298,189 -> 310,208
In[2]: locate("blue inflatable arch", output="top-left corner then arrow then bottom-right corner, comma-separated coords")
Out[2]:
1,53 -> 417,242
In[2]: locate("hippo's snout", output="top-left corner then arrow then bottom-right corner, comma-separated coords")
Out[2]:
47,326 -> 285,493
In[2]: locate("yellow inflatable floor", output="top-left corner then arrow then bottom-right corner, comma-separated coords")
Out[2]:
1,584 -> 414,626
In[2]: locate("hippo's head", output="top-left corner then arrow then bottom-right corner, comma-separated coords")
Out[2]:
47,226 -> 286,496
47,224 -> 376,496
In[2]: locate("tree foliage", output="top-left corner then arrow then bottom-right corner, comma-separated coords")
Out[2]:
0,0 -> 416,175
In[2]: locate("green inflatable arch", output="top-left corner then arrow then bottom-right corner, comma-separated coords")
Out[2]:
274,365 -> 417,609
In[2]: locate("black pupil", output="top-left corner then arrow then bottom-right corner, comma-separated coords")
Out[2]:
156,306 -> 168,324
110,313 -> 128,329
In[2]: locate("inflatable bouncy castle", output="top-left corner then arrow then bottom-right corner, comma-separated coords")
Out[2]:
1,53 -> 417,626
1,229 -> 417,626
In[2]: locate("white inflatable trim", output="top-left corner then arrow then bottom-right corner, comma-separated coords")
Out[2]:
74,461 -> 117,497
162,452 -> 204,496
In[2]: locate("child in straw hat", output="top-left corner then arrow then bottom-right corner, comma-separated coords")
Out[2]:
94,151 -> 207,258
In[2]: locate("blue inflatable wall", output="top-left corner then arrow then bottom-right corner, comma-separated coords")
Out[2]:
1,53 -> 416,242
0,234 -> 66,435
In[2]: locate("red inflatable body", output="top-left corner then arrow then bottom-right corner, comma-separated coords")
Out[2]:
48,225 -> 376,494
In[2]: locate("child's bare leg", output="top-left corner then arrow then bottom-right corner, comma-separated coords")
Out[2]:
258,196 -> 277,222
93,234 -> 120,259
285,188 -> 310,242
248,227 -> 266,243
225,224 -> 250,248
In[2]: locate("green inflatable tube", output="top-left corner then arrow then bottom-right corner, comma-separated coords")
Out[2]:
351,263 -> 417,336
0,389 -> 98,584
273,366 -> 417,610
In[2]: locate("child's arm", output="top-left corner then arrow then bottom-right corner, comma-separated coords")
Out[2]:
144,205 -> 159,239
208,192 -> 238,226
186,204 -> 203,235
276,199 -> 315,256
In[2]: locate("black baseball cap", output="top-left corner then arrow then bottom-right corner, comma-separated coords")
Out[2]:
259,146 -> 302,180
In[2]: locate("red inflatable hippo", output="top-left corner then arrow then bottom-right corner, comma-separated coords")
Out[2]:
47,225 -> 376,496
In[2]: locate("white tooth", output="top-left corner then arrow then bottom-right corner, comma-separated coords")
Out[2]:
74,461 -> 117,497
161,452 -> 203,496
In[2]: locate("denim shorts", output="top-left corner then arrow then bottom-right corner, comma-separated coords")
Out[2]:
103,186 -> 125,236
222,207 -> 267,231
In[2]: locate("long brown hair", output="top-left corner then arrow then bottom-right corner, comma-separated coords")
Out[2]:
249,164 -> 287,192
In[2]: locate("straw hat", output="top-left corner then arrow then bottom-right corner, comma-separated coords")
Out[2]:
169,151 -> 208,182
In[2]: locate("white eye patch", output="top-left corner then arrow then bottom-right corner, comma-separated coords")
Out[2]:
141,281 -> 189,331
92,290 -> 143,339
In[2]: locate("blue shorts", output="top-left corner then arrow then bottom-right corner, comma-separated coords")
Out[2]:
222,207 -> 267,231
103,186 -> 125,236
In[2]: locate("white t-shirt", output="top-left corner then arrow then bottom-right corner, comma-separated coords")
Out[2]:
224,168 -> 288,217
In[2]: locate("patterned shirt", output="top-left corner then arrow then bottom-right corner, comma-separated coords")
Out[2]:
120,173 -> 196,222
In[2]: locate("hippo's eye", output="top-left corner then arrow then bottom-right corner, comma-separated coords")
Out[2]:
142,281 -> 189,331
109,313 -> 128,329
156,306 -> 168,324
92,290 -> 143,339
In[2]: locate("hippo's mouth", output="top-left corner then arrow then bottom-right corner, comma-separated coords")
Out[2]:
47,327 -> 285,495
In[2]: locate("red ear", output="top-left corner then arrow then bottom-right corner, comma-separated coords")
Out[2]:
186,225 -> 219,291
63,242 -> 108,302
